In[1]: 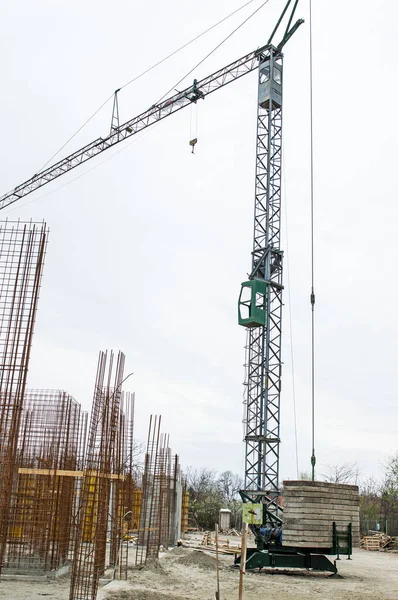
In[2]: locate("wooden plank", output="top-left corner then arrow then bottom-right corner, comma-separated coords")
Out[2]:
285,523 -> 359,531
283,541 -> 331,548
284,538 -> 360,546
284,520 -> 360,529
283,481 -> 359,494
284,515 -> 359,525
284,534 -> 360,543
284,491 -> 359,500
283,535 -> 333,542
18,467 -> 125,480
284,512 -> 360,519
18,468 -> 83,477
284,507 -> 359,516
284,509 -> 359,519
284,498 -> 360,507
284,517 -> 359,525
283,481 -> 358,492
284,527 -> 361,536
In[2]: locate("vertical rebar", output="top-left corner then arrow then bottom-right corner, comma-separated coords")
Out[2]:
0,221 -> 48,576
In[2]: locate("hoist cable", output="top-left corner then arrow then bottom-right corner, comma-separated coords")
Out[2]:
120,0 -> 262,91
282,149 -> 299,478
309,0 -> 316,481
36,0 -> 262,174
37,94 -> 114,172
5,120 -> 163,215
156,0 -> 271,105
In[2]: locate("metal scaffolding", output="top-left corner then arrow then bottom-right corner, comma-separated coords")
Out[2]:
0,220 -> 48,575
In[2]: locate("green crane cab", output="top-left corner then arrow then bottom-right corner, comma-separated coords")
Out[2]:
238,279 -> 267,328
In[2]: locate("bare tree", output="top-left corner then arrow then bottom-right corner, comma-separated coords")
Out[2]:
218,471 -> 243,502
185,467 -> 222,530
321,462 -> 360,485
186,467 -> 218,499
298,471 -> 312,481
184,468 -> 244,530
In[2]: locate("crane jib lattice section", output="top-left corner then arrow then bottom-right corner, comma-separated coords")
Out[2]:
0,45 -> 272,211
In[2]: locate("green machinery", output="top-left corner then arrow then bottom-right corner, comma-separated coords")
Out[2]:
235,498 -> 353,574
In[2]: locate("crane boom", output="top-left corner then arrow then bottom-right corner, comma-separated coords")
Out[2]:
0,45 -> 271,212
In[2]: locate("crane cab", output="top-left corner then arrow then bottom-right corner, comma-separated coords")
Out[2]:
238,279 -> 267,327
258,56 -> 282,110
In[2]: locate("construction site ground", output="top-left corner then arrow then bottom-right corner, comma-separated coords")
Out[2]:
1,542 -> 398,600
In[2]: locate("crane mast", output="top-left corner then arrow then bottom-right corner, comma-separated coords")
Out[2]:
239,48 -> 284,526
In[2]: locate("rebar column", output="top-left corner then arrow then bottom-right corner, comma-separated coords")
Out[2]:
0,220 -> 48,575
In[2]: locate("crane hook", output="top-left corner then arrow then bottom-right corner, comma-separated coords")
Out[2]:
189,138 -> 198,154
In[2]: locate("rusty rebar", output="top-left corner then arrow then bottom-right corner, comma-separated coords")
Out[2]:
0,220 -> 48,575
69,350 -> 125,600
4,390 -> 85,573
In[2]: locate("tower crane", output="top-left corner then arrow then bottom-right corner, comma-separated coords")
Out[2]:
0,0 -> 353,573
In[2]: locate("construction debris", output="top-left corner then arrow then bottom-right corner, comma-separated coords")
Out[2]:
361,533 -> 398,551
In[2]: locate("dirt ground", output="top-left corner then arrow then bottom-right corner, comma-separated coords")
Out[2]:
0,547 -> 397,600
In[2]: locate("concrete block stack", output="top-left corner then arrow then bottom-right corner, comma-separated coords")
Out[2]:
282,480 -> 360,548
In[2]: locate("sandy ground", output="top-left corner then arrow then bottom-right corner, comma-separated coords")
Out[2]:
99,547 -> 398,600
0,547 -> 397,600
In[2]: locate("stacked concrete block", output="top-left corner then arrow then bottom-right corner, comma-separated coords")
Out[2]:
282,480 -> 360,548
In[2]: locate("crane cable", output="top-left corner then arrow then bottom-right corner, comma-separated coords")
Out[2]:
119,0 -> 262,91
309,0 -> 316,481
3,119 -> 164,215
155,0 -> 271,105
282,149 -> 299,479
13,0 -> 273,213
36,0 -> 263,173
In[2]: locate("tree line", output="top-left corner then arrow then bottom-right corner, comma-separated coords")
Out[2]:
185,453 -> 398,534
185,468 -> 243,530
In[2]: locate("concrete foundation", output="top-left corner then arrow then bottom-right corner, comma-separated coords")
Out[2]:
1,563 -> 70,581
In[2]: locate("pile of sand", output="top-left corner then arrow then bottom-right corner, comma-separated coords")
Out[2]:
175,550 -> 218,571
108,592 -> 180,600
135,558 -> 167,574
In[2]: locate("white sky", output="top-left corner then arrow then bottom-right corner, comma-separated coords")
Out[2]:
0,0 -> 397,484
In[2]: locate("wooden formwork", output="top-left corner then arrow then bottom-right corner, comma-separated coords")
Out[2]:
282,480 -> 360,548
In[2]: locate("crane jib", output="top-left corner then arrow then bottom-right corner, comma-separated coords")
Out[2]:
0,46 -> 274,212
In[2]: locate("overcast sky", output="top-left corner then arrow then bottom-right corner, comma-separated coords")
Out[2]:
0,0 -> 397,484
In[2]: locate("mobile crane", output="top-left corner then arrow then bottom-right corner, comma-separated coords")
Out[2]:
0,0 -> 352,573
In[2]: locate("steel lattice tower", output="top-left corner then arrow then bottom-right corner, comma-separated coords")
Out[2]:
241,48 -> 284,523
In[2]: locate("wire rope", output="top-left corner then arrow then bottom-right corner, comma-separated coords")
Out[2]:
282,148 -> 299,478
119,0 -> 262,91
155,0 -> 271,104
4,120 -> 164,215
37,94 -> 114,172
309,0 -> 316,481
36,0 -> 263,173
15,0 -> 272,211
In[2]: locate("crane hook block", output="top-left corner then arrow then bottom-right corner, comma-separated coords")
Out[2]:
238,279 -> 267,327
189,138 -> 198,154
